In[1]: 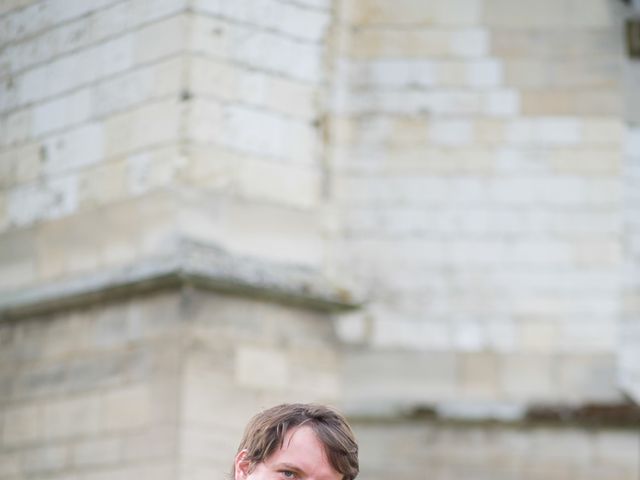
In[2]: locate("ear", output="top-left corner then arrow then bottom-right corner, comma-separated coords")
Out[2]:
234,450 -> 251,480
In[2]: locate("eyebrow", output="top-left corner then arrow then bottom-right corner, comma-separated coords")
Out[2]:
273,462 -> 305,475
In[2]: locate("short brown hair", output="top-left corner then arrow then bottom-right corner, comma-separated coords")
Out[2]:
234,403 -> 359,480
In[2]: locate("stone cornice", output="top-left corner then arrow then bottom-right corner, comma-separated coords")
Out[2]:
347,401 -> 640,429
0,241 -> 362,320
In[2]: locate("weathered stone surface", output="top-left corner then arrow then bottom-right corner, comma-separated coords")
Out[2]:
1,1 -> 639,479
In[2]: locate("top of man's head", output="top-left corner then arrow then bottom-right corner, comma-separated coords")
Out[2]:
234,403 -> 359,480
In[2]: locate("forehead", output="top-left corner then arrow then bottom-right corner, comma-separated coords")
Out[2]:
265,425 -> 342,480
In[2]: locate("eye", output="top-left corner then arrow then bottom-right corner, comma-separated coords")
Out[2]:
280,470 -> 297,479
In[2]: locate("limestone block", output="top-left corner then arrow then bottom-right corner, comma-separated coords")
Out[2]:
518,320 -> 559,353
582,118 -> 624,145
346,0 -> 481,26
551,58 -> 620,89
47,0 -> 115,26
474,119 -> 505,144
505,60 -> 554,89
572,239 -> 622,268
0,225 -> 36,289
499,353 -> 554,401
99,35 -> 138,80
483,89 -> 520,117
371,317 -> 451,350
505,118 -> 582,146
566,0 -> 618,28
559,319 -> 619,353
182,360 -> 258,429
528,429 -> 593,469
77,158 -> 128,209
3,17 -> 86,76
347,29 -> 451,58
134,14 -> 186,64
459,352 -> 500,399
190,58 -> 317,120
294,0 -> 331,8
236,159 -> 320,209
595,431 -> 640,469
93,57 -> 184,118
345,89 -> 483,115
110,191 -> 178,258
41,122 -> 105,175
484,318 -> 518,353
235,345 -> 289,390
427,90 -> 482,115
0,1 -> 49,44
2,403 -> 41,445
466,59 -> 503,88
104,99 -> 181,158
42,311 -> 92,360
1,107 -> 31,146
484,0 -> 570,28
187,100 -> 319,164
548,148 -> 621,176
81,464 -> 175,480
451,317 -> 487,351
103,384 -> 151,432
343,351 -> 458,410
72,437 -> 122,467
191,15 -> 323,82
22,445 -> 68,474
625,126 -> 640,157
32,88 -> 93,137
33,207 -> 112,279
556,354 -> 619,401
0,76 -> 19,113
27,35 -> 133,103
7,174 -> 79,228
0,191 -> 6,232
332,310 -> 369,344
522,89 -> 621,116
0,0 -> 34,16
89,0 -> 130,43
0,144 -> 42,188
92,301 -> 135,350
350,60 -> 436,88
180,426 -> 238,468
193,0 -> 331,42
286,346 -> 339,399
224,105 -> 318,162
129,0 -> 188,26
450,28 -> 490,58
428,119 -> 473,146
0,451 -> 20,477
262,73 -> 317,120
126,146 -> 186,197
121,425 -> 177,461
584,178 -> 622,207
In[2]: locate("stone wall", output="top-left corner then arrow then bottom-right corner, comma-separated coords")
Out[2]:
330,0 -> 631,414
0,287 -> 342,480
0,0 -> 332,293
353,419 -> 639,480
0,1 -> 344,479
621,124 -> 640,399
0,291 -> 183,480
1,1 -> 640,480
0,0 -> 189,290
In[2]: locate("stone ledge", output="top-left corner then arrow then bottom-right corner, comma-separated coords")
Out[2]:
347,400 -> 640,429
0,241 -> 362,320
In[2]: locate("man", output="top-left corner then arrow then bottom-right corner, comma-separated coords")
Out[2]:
233,403 -> 359,480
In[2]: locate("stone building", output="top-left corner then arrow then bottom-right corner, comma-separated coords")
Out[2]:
0,0 -> 639,479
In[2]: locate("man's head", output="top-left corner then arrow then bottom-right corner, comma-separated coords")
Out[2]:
233,403 -> 359,480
